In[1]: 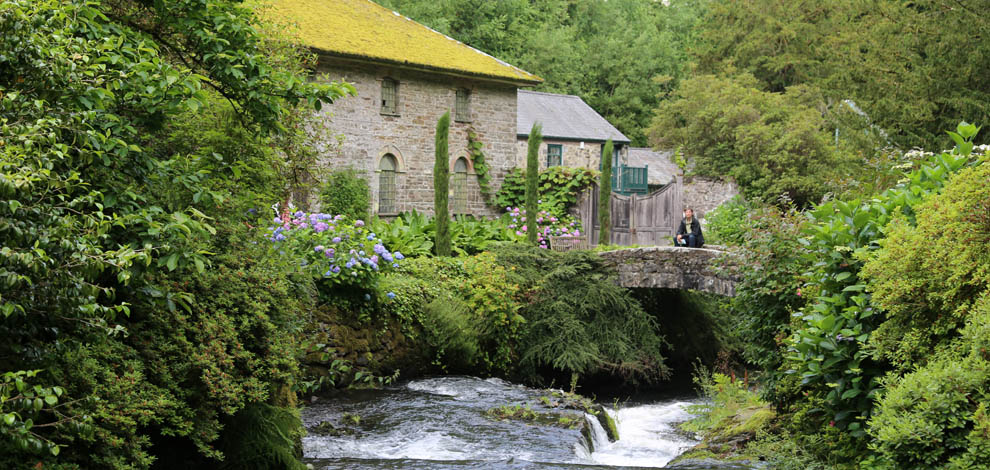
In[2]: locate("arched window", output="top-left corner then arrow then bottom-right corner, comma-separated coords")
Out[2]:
379,154 -> 397,214
452,157 -> 469,214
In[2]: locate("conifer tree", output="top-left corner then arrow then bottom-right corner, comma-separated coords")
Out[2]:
525,123 -> 542,245
434,112 -> 452,256
599,139 -> 613,245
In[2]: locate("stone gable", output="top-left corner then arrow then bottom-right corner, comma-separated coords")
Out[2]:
312,59 -> 518,217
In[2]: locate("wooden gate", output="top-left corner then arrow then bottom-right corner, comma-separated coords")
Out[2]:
574,175 -> 682,246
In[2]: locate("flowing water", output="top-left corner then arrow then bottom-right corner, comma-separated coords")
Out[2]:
301,376 -> 754,470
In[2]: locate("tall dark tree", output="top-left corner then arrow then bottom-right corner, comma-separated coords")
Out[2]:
434,112 -> 452,256
525,123 -> 542,245
598,139 -> 613,245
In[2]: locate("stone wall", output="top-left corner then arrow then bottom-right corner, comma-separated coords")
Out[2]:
681,177 -> 740,221
311,58 -> 520,217
515,138 -> 603,170
598,246 -> 739,296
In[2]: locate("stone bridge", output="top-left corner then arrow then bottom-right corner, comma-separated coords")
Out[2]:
598,246 -> 739,296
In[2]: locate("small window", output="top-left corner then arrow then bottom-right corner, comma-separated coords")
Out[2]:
381,78 -> 398,115
455,88 -> 471,122
379,154 -> 397,213
452,157 -> 469,213
546,144 -> 563,167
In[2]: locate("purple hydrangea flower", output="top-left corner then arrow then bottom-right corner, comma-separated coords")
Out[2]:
332,237 -> 342,243
314,245 -> 325,252
394,252 -> 404,260
387,292 -> 396,299
354,220 -> 365,227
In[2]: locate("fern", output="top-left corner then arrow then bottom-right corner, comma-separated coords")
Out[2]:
217,403 -> 307,470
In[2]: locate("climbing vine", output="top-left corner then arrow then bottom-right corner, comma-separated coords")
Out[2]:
467,128 -> 495,206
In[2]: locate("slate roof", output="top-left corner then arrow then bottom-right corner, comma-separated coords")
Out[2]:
268,0 -> 541,85
517,90 -> 630,143
627,147 -> 679,185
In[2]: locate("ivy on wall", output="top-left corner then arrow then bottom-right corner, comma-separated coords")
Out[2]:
467,128 -> 495,206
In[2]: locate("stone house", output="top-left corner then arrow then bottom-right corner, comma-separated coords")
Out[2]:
516,90 -> 630,171
271,0 -> 541,217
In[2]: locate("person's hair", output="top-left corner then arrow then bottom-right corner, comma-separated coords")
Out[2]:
684,207 -> 693,213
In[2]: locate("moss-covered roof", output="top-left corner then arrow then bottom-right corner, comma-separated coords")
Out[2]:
268,0 -> 542,85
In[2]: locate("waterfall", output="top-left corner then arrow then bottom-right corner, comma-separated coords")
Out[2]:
577,412 -> 613,457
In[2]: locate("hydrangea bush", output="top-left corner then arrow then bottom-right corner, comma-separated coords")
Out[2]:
504,206 -> 582,249
267,208 -> 404,289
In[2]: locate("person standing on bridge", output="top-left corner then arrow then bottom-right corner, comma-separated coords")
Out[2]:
674,208 -> 704,248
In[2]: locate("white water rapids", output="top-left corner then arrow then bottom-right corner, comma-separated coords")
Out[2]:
301,376 -> 747,470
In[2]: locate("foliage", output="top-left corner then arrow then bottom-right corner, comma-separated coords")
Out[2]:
703,196 -> 750,246
370,211 -> 511,258
718,203 -> 809,374
504,207 -> 582,249
369,211 -> 435,258
782,123 -> 982,439
319,169 -> 370,220
648,74 -> 853,207
860,162 -> 990,372
493,166 -> 597,216
381,253 -> 524,374
525,123 -> 542,245
691,0 -> 990,150
493,245 -> 668,384
214,404 -> 307,470
0,0 -> 346,466
378,0 -> 703,146
467,129 -> 494,206
866,296 -> 990,470
266,210 -> 404,292
682,368 -> 772,440
599,140 -> 614,244
434,112 -> 452,256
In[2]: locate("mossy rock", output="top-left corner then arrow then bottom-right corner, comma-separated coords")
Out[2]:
593,404 -> 620,442
483,404 -> 584,430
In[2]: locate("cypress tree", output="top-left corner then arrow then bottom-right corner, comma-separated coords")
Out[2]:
525,123 -> 542,245
599,139 -> 613,245
434,112 -> 452,256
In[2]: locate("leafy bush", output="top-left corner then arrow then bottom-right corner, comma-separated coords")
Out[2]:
647,73 -> 856,207
493,245 -> 668,384
504,206 -> 582,249
867,297 -> 990,469
381,253 -> 524,374
719,203 -> 808,375
782,122 -> 982,438
370,211 -> 511,258
266,209 -> 404,291
319,168 -> 370,220
861,162 -> 990,372
703,196 -> 750,246
494,166 -> 598,216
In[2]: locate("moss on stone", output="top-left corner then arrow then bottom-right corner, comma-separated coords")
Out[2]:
266,0 -> 541,84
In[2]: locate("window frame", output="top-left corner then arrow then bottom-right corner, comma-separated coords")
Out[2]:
455,88 -> 471,122
380,78 -> 399,115
451,157 -> 469,214
546,144 -> 563,167
378,154 -> 398,214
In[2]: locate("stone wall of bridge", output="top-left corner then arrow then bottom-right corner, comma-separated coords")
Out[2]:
598,246 -> 738,296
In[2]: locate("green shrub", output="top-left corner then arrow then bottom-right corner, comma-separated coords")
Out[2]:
525,124 -> 542,245
703,196 -> 750,246
423,297 -> 481,370
720,203 -> 808,375
783,123 -> 981,437
493,245 -> 668,384
599,140 -> 613,244
861,163 -> 990,372
319,168 -> 370,220
381,252 -> 523,374
868,298 -> 990,470
493,166 -> 598,216
434,112 -> 452,256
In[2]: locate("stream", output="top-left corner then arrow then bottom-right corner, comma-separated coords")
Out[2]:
301,376 -> 754,470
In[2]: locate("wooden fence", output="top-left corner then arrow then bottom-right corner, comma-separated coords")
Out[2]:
574,175 -> 682,246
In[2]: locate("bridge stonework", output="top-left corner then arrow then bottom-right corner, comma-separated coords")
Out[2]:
598,246 -> 738,296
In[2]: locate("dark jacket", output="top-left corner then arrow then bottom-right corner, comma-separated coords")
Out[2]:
676,217 -> 704,246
